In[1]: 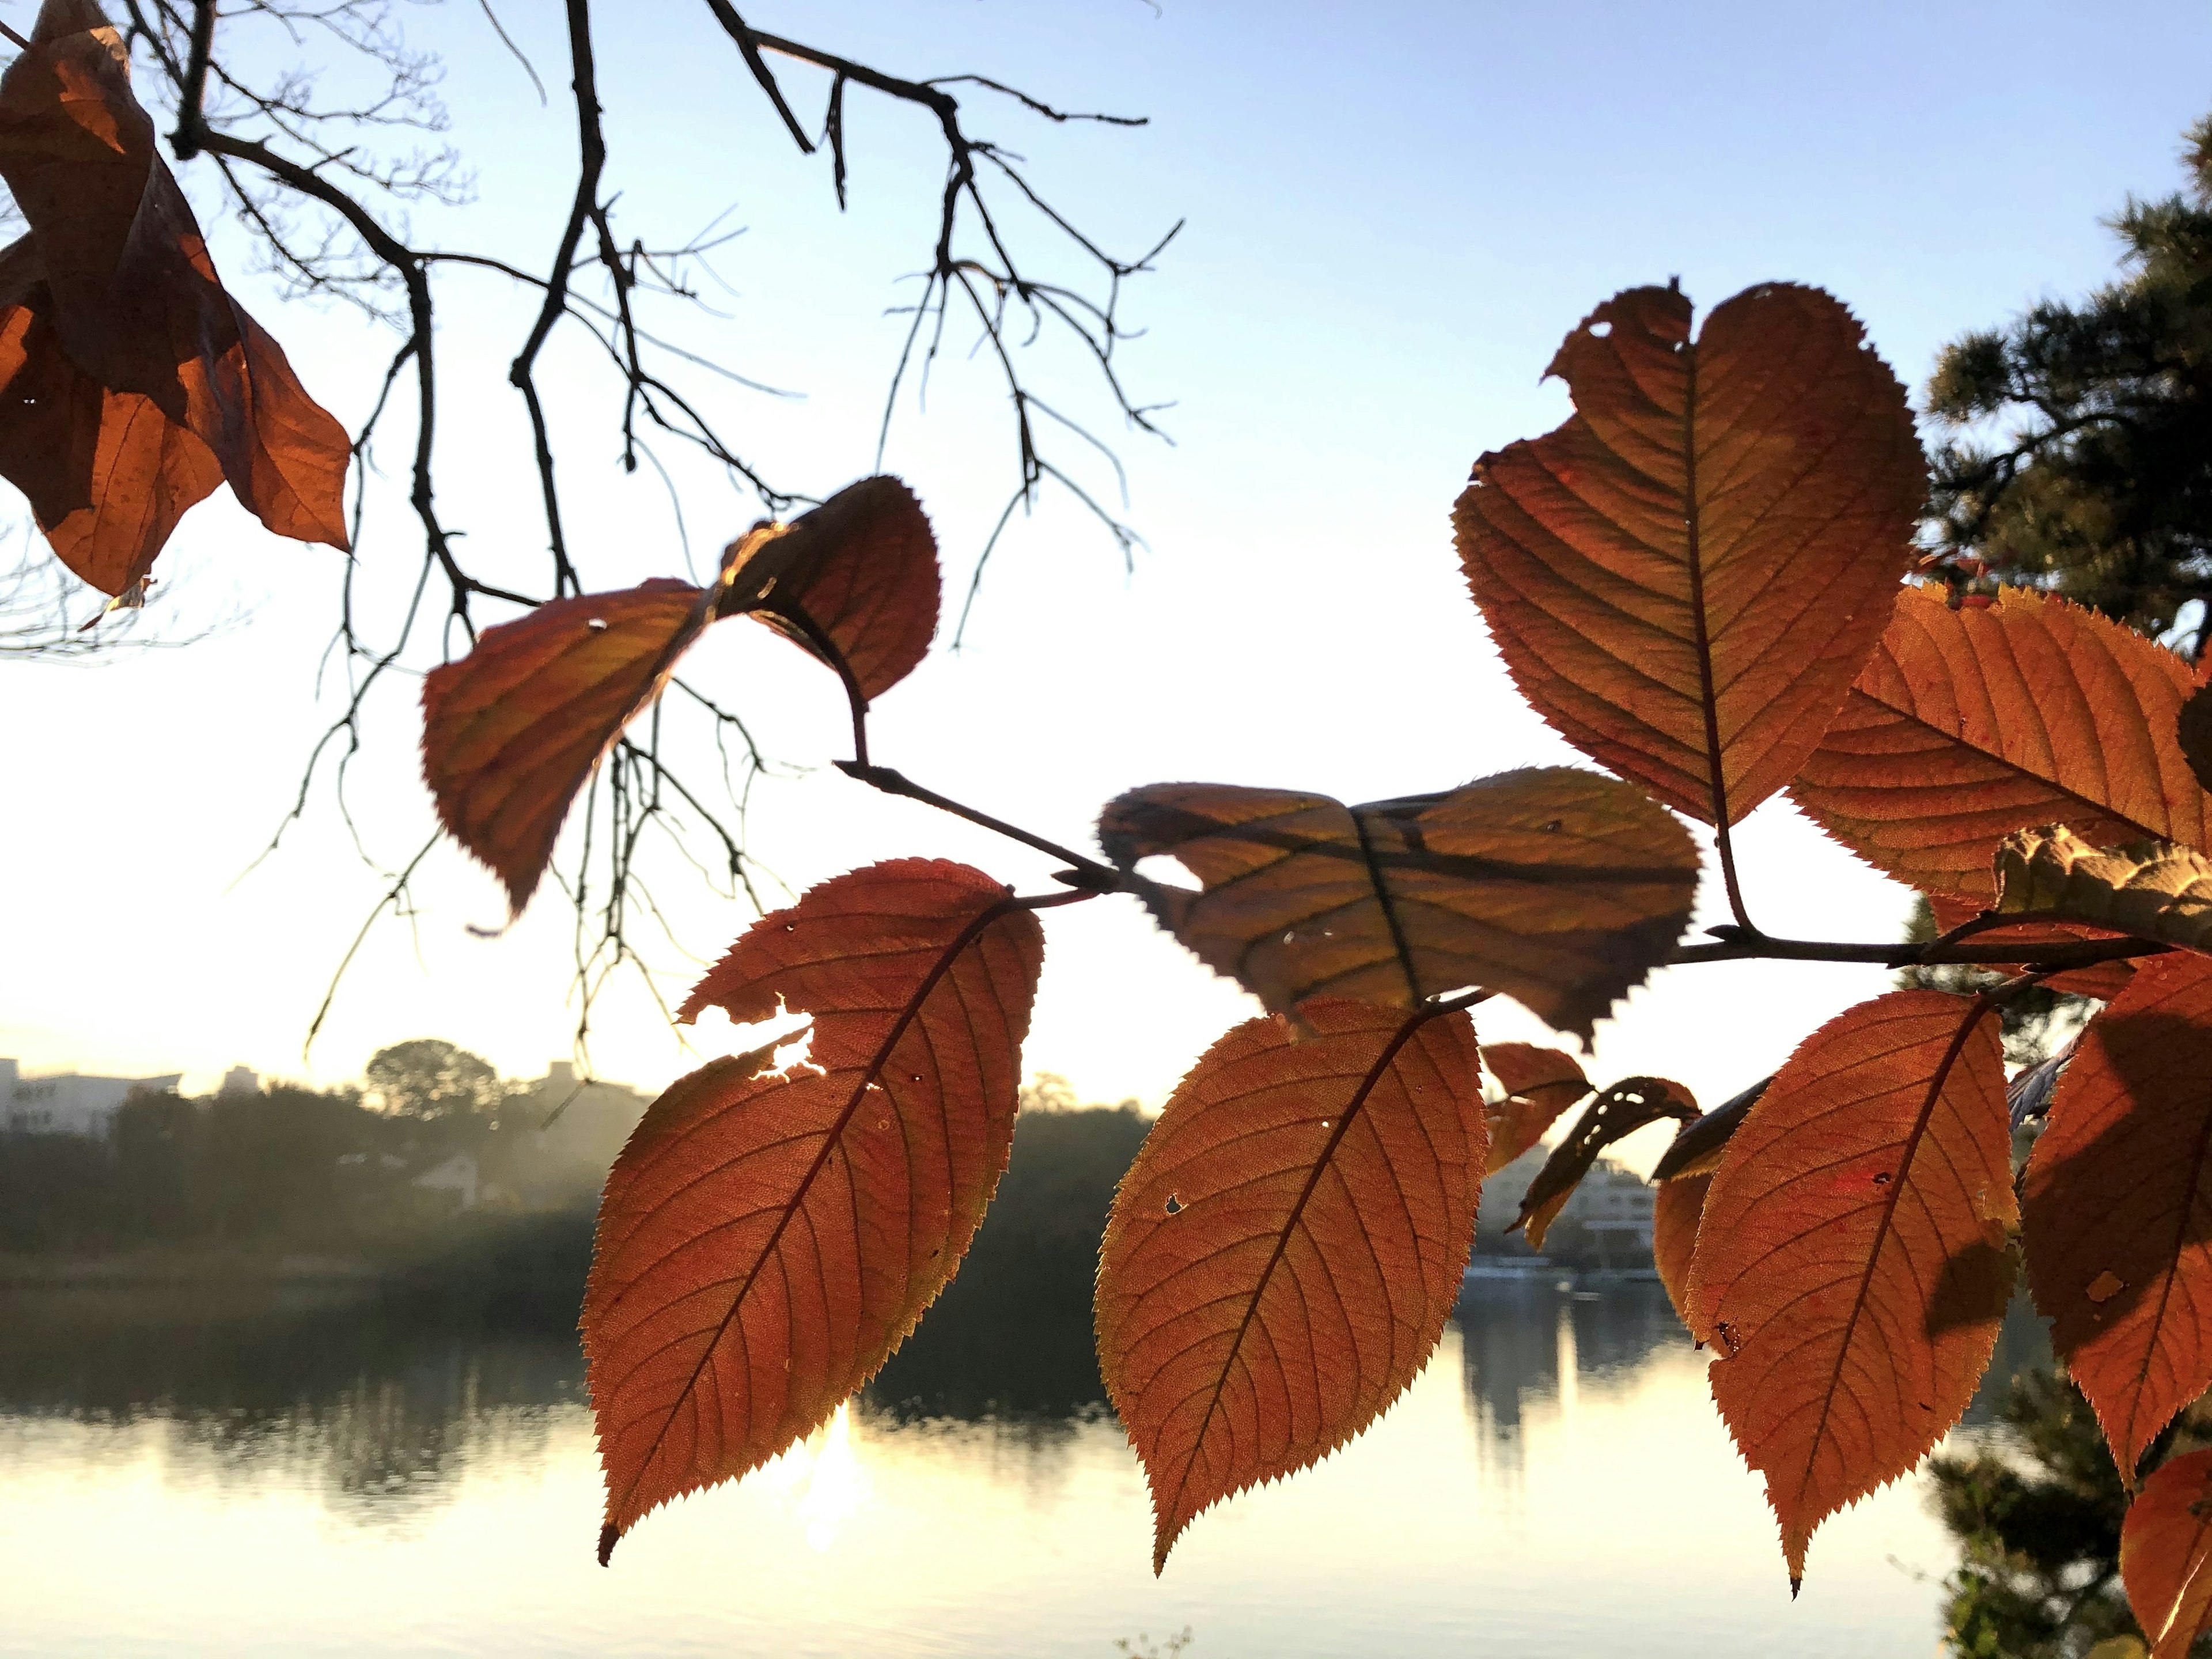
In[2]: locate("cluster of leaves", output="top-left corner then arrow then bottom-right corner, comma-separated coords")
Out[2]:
381,257 -> 2212,1636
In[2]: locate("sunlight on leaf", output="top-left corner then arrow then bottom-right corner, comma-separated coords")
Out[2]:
1480,1041 -> 1590,1173
1652,1171 -> 1712,1328
1994,824 -> 2211,956
1094,998 -> 1484,1572
2121,1447 -> 2212,1659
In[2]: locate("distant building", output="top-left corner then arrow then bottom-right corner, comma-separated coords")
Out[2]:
1475,1153 -> 1657,1266
480,1061 -> 650,1209
0,1057 -> 184,1136
218,1066 -> 261,1097
410,1152 -> 480,1211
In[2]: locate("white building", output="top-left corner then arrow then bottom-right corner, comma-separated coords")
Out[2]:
1,1057 -> 184,1136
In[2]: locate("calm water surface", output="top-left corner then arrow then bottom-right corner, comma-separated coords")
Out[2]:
0,1280 -> 2042,1657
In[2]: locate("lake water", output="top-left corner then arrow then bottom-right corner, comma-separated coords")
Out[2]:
0,1278 -> 2042,1657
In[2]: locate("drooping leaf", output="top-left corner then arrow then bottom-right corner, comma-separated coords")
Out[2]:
2122,1447 -> 2212,1658
1686,990 -> 2013,1586
1653,1172 -> 1713,1327
2024,952 -> 2212,1484
1649,1075 -> 1769,1181
1790,585 -> 2212,902
584,860 -> 1043,1561
1927,889 -> 2138,1001
421,579 -> 712,915
1453,281 -> 1923,825
2008,1039 -> 2074,1130
1993,825 -> 2207,957
720,475 -> 938,699
1097,767 -> 1699,1041
1482,1041 -> 1590,1173
1095,998 -> 1485,1571
0,0 -> 350,588
1512,1077 -> 1695,1251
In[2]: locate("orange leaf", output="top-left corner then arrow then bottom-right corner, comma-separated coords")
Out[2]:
1512,1077 -> 1695,1251
2123,1448 -> 2212,1658
2024,952 -> 2212,1484
1482,1041 -> 1590,1173
1099,767 -> 1698,1040
1926,891 -> 2137,1001
1094,998 -> 1484,1570
584,860 -> 1044,1560
0,1 -> 350,581
721,476 -> 938,700
1453,281 -> 1923,825
1686,990 -> 2013,1586
1790,585 -> 2211,902
1653,1172 -> 1713,1327
421,579 -> 711,915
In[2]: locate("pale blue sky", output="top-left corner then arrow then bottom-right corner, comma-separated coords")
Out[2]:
4,1 -> 2208,1146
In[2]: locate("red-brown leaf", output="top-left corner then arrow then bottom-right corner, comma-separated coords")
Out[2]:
2122,1448 -> 2212,1658
1926,891 -> 2137,1001
584,860 -> 1043,1560
721,476 -> 937,700
1099,767 -> 1699,1041
1790,585 -> 2211,902
421,579 -> 711,915
1095,999 -> 1485,1571
0,1 -> 350,581
1453,281 -> 1923,826
2024,952 -> 2212,1484
1513,1077 -> 1695,1251
1687,991 -> 2014,1586
1653,1172 -> 1713,1327
1482,1041 -> 1590,1173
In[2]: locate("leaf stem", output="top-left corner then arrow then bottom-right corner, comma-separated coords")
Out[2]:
837,761 -> 1122,889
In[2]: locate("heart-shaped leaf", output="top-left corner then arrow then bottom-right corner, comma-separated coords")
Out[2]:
584,860 -> 1044,1560
1098,767 -> 1698,1040
1453,281 -> 1923,826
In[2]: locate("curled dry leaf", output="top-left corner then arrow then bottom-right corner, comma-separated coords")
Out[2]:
1094,998 -> 1485,1571
1649,1075 -> 1770,1182
1994,825 -> 2210,957
1482,1041 -> 1590,1173
1512,1077 -> 1696,1252
2122,1447 -> 2212,1659
2024,952 -> 2212,1486
422,579 -> 711,915
719,475 -> 938,700
1653,1172 -> 1713,1328
1791,586 -> 2212,903
1097,767 -> 1699,1041
584,860 -> 1043,1562
0,0 -> 349,592
1453,281 -> 1923,826
1687,991 -> 2013,1588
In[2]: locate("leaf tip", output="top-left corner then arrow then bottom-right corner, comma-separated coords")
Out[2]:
597,1521 -> 619,1566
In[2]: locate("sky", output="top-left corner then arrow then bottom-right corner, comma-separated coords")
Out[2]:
5,0 -> 2210,1164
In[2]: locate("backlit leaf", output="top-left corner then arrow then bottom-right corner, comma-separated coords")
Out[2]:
584,860 -> 1043,1560
2122,1447 -> 2212,1658
1453,281 -> 1923,825
1097,767 -> 1698,1041
1649,1076 -> 1769,1182
2024,952 -> 2212,1484
1790,585 -> 2212,902
1927,889 -> 2137,1001
1512,1077 -> 1695,1251
721,475 -> 938,699
1687,991 -> 2013,1586
421,579 -> 711,915
1994,825 -> 2209,956
0,0 -> 349,588
1095,998 -> 1484,1571
1653,1171 -> 1713,1327
1482,1041 -> 1590,1173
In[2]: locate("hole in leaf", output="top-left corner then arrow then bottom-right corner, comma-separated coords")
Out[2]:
1872,1171 -> 1892,1186
586,617 -> 609,631
1132,854 -> 1202,893
1588,320 -> 1612,338
1164,1194 -> 1183,1215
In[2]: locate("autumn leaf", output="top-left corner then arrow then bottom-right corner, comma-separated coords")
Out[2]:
1453,281 -> 1923,827
2024,952 -> 2212,1485
422,579 -> 713,915
1653,1172 -> 1713,1327
2122,1448 -> 2212,1658
1094,999 -> 1484,1571
1993,825 -> 2206,956
1482,1041 -> 1590,1173
1097,767 -> 1698,1041
1686,991 -> 2013,1587
2181,683 -> 2212,800
1927,889 -> 2138,1002
1511,1077 -> 1695,1251
721,475 -> 938,700
0,0 -> 350,591
583,860 -> 1044,1561
1649,1076 -> 1768,1182
1790,585 -> 2212,903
